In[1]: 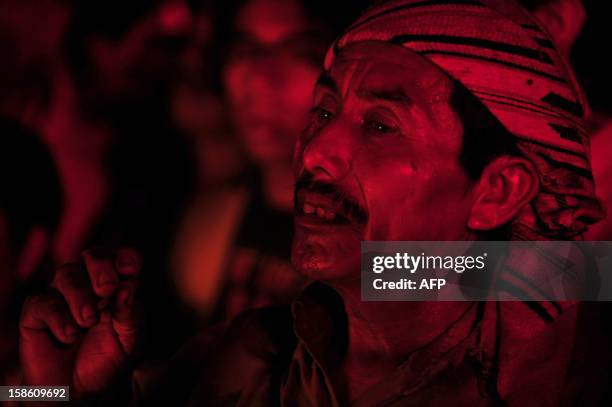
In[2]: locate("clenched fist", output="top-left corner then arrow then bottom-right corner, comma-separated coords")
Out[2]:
20,248 -> 142,396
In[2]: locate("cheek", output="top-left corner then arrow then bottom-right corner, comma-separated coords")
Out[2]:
360,153 -> 473,240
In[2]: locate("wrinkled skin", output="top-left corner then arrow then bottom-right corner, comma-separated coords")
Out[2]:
291,42 -> 543,403
292,42 -> 475,283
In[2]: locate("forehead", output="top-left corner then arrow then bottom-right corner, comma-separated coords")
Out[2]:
327,41 -> 454,101
323,41 -> 464,151
235,0 -> 310,44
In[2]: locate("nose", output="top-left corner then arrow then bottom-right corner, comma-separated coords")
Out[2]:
238,66 -> 274,111
240,58 -> 281,108
299,119 -> 352,182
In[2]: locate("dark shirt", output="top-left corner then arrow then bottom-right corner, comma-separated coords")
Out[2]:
133,283 -> 499,406
131,245 -> 611,406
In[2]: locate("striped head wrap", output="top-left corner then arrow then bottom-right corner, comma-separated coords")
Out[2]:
324,0 -> 604,239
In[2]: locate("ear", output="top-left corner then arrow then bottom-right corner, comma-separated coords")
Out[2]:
467,156 -> 539,232
16,227 -> 50,281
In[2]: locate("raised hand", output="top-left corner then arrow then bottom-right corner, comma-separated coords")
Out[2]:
20,248 -> 142,396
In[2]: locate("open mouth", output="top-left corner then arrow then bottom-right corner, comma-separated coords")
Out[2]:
295,190 -> 360,226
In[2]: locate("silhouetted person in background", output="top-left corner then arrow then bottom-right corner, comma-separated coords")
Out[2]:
0,117 -> 62,386
38,0 -> 199,357
0,0 -> 71,123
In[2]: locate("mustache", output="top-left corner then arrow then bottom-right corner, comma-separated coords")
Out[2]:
294,173 -> 368,224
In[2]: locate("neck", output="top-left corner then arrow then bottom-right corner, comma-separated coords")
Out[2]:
331,280 -> 473,401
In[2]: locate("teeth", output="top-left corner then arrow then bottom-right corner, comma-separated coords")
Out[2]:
302,201 -> 338,221
304,203 -> 315,214
316,206 -> 336,220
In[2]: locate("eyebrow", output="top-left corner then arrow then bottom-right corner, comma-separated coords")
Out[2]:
315,72 -> 338,93
357,88 -> 413,106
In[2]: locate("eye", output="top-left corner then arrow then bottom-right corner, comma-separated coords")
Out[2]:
364,118 -> 398,137
302,106 -> 334,140
367,120 -> 391,133
307,106 -> 334,132
312,106 -> 333,122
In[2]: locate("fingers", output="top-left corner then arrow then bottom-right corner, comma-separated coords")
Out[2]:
20,247 -> 143,388
20,292 -> 77,388
111,248 -> 141,336
115,248 -> 142,277
83,249 -> 119,297
113,277 -> 139,321
50,248 -> 142,328
47,247 -> 143,335
81,247 -> 142,293
110,248 -> 141,327
112,280 -> 140,354
52,263 -> 100,328
20,291 -> 80,345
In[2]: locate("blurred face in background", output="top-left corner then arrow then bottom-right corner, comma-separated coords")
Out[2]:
223,0 -> 328,170
0,0 -> 71,118
86,0 -> 194,101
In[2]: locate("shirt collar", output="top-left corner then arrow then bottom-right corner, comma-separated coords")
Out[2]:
291,282 -> 348,373
289,282 -> 485,405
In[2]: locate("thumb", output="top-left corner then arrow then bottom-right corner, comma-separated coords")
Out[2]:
112,282 -> 139,355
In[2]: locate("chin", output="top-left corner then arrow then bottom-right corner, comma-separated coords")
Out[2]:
291,235 -> 360,282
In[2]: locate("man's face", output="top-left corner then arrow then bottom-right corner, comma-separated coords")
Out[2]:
292,42 -> 476,282
223,0 -> 327,168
